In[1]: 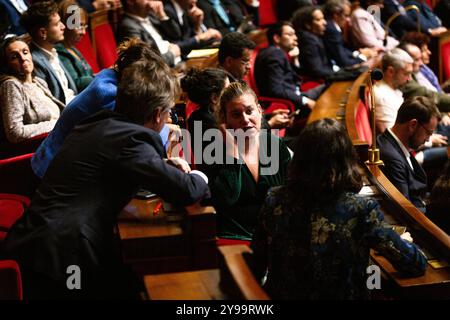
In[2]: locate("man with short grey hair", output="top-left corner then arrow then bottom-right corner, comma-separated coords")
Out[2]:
374,48 -> 413,132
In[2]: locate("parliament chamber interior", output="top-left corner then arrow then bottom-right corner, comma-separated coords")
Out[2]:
0,0 -> 450,301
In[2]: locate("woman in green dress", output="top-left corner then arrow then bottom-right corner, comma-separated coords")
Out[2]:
205,82 -> 292,242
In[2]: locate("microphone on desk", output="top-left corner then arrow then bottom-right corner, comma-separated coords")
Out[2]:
366,68 -> 384,166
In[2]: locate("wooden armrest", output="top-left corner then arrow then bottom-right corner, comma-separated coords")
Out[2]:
218,245 -> 270,300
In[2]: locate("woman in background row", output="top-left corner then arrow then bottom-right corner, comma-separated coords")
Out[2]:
0,36 -> 64,143
251,118 -> 427,299
56,0 -> 94,92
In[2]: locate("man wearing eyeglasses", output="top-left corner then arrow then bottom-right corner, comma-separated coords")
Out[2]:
377,96 -> 441,212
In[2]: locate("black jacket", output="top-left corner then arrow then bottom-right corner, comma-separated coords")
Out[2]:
254,45 -> 303,108
2,110 -> 209,297
323,20 -> 362,68
298,30 -> 334,80
377,130 -> 428,211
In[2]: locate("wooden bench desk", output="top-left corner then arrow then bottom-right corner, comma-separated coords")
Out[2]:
145,269 -> 227,300
119,198 -> 217,276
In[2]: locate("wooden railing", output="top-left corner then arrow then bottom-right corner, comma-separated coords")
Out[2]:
307,70 -> 450,298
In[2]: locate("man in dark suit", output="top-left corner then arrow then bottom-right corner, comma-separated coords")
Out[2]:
2,58 -> 210,299
159,0 -> 221,56
197,0 -> 246,35
381,0 -> 445,38
377,96 -> 441,212
255,21 -> 325,114
0,0 -> 28,36
20,1 -> 77,104
117,0 -> 182,66
293,5 -> 335,80
323,0 -> 376,68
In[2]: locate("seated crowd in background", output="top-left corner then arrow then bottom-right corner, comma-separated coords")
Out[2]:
1,0 -> 450,300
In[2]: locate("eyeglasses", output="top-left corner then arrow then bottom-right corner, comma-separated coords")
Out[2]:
419,123 -> 434,136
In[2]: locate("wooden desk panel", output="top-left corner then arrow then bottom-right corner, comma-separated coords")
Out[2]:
119,198 -> 217,275
307,81 -> 353,124
145,269 -> 227,300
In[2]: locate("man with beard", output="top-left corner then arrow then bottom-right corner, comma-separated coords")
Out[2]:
377,96 -> 440,212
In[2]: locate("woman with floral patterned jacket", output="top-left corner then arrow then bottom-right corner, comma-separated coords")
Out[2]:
250,118 -> 427,299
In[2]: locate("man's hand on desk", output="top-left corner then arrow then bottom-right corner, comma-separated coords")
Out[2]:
166,157 -> 191,173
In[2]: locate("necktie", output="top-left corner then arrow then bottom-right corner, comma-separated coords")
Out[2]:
208,0 -> 235,31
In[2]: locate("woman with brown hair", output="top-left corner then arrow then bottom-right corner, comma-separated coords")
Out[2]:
251,118 -> 427,299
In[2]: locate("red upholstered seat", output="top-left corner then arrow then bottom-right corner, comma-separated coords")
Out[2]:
75,32 -> 100,74
0,193 -> 29,242
216,238 -> 250,247
91,9 -> 118,69
0,260 -> 23,300
355,99 -> 373,146
92,23 -> 118,69
0,153 -> 36,197
259,0 -> 277,27
441,40 -> 450,82
439,32 -> 450,83
185,100 -> 199,120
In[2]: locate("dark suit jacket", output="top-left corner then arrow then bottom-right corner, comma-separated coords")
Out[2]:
0,0 -> 27,35
30,43 -> 78,104
2,110 -> 210,297
377,130 -> 428,211
298,30 -> 334,80
254,45 -> 303,108
381,0 -> 419,38
117,14 -> 176,66
323,20 -> 362,68
404,0 -> 442,31
160,1 -> 203,56
197,0 -> 241,35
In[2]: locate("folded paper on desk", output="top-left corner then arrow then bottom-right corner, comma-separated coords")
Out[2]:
187,48 -> 219,59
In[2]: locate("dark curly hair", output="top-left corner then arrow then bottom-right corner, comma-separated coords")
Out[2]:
180,68 -> 228,108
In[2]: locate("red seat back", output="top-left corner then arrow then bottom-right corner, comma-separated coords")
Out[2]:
259,0 -> 278,27
185,100 -> 199,120
75,32 -> 100,74
93,23 -> 118,69
0,193 -> 29,242
355,99 -> 373,146
91,10 -> 118,69
0,153 -> 37,197
0,260 -> 23,300
441,40 -> 450,82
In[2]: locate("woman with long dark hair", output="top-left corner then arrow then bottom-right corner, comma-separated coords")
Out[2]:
251,118 -> 427,299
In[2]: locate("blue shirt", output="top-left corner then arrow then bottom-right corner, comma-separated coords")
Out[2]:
32,69 -> 171,178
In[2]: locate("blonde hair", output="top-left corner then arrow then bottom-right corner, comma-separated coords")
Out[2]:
217,81 -> 259,124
